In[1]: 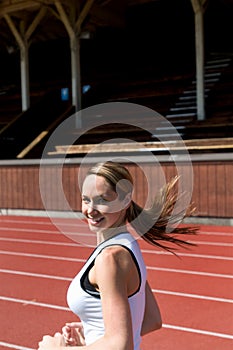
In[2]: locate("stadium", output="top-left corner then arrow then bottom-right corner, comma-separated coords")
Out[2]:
0,1 -> 232,349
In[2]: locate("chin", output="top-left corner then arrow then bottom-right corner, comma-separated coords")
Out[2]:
88,224 -> 103,232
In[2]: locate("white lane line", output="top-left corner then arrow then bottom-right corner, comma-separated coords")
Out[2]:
187,240 -> 233,247
1,269 -> 232,304
1,250 -> 232,279
0,250 -> 86,262
1,237 -> 233,248
0,224 -> 232,238
0,227 -> 96,237
0,268 -> 73,281
1,243 -> 232,262
0,218 -> 85,226
0,295 -> 69,311
141,249 -> 233,261
199,231 -> 233,237
0,237 -> 84,247
149,266 -> 233,279
0,227 -> 94,237
1,218 -> 233,234
0,218 -> 85,227
162,324 -> 233,340
0,341 -> 35,350
153,289 -> 233,304
0,227 -> 59,234
1,296 -> 232,340
0,218 -> 51,225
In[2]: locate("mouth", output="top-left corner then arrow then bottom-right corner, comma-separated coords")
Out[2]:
88,216 -> 104,226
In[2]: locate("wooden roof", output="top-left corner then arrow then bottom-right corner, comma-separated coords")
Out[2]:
0,0 -> 160,52
0,0 -> 232,56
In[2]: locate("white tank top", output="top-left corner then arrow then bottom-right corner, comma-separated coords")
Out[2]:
67,232 -> 147,350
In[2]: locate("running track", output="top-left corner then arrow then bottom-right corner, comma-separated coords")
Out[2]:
0,215 -> 232,350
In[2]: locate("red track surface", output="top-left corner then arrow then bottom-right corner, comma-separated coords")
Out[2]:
0,215 -> 232,350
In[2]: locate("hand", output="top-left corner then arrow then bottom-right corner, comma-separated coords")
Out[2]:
62,322 -> 86,346
38,332 -> 65,349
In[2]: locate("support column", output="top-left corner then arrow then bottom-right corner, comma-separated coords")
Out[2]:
55,0 -> 95,128
70,35 -> 82,114
191,0 -> 206,120
4,14 -> 30,111
20,41 -> 30,111
195,8 -> 205,120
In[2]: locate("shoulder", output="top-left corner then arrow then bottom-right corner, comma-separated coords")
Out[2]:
96,245 -> 133,271
93,244 -> 141,296
96,245 -> 130,263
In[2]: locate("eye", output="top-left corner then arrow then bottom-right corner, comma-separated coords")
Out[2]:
82,196 -> 90,204
95,197 -> 108,205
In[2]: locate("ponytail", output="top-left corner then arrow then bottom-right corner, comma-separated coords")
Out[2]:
126,176 -> 198,252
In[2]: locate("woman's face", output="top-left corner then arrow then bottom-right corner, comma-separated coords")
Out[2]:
82,174 -> 128,233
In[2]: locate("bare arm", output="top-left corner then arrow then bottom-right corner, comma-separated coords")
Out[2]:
91,246 -> 135,350
38,246 -> 136,350
141,281 -> 162,336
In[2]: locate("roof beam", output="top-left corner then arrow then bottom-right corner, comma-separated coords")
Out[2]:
0,1 -> 40,16
25,6 -> 47,40
76,0 -> 95,35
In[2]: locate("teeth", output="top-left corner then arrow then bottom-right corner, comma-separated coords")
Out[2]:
89,217 -> 103,223
96,218 -> 103,222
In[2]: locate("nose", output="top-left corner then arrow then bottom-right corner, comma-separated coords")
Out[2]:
86,201 -> 98,215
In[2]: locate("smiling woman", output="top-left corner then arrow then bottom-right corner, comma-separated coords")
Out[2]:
38,161 -> 197,350
81,173 -> 131,239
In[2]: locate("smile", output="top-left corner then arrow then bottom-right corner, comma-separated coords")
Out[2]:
88,217 -> 104,225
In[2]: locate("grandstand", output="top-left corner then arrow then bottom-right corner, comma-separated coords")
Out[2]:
0,0 -> 232,160
0,51 -> 232,158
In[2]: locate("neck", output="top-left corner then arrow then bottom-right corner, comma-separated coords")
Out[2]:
96,224 -> 128,245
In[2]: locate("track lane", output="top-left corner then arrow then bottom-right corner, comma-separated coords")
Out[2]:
1,246 -> 232,298
1,236 -> 232,258
1,277 -> 231,336
156,294 -> 233,335
141,327 -> 233,350
148,270 -> 233,300
0,216 -> 232,350
0,273 -> 70,307
0,300 -> 72,350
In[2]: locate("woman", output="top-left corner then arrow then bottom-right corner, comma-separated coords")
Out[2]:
38,161 -> 197,350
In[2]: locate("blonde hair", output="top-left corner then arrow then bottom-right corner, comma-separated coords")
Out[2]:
86,161 -> 198,252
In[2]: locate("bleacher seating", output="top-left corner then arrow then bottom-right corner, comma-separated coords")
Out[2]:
48,137 -> 233,156
0,52 -> 232,158
0,87 -> 73,159
53,53 -> 232,154
0,85 -> 21,130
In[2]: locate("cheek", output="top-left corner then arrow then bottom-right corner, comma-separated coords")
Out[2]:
81,203 -> 87,214
106,201 -> 126,213
105,211 -> 126,227
97,204 -> 122,214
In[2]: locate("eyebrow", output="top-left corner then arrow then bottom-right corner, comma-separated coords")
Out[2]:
82,194 -> 110,200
